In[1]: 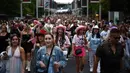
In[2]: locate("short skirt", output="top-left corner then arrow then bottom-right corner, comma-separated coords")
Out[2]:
73,46 -> 86,57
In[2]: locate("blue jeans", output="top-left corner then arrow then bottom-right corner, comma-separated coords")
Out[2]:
123,56 -> 130,69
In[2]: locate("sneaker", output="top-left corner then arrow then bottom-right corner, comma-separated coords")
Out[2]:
90,68 -> 93,72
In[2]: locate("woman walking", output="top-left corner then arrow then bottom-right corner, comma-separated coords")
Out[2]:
6,34 -> 25,73
30,29 -> 46,73
88,25 -> 102,73
72,25 -> 87,73
36,33 -> 66,73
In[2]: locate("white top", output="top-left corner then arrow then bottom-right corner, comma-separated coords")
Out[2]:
72,35 -> 86,46
100,30 -> 108,40
57,35 -> 71,47
8,46 -> 20,57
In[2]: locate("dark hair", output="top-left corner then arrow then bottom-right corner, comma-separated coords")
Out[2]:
127,32 -> 130,38
1,24 -> 7,32
10,34 -> 20,46
92,29 -> 100,38
102,25 -> 107,30
36,34 -> 44,43
109,29 -> 120,36
55,28 -> 66,46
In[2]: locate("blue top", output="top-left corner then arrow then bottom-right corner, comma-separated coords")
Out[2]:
88,34 -> 102,52
36,46 -> 66,73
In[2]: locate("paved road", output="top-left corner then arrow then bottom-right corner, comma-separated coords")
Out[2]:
64,53 -> 90,73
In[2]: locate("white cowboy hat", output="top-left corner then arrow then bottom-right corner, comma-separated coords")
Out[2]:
75,25 -> 86,33
92,20 -> 96,23
92,25 -> 99,29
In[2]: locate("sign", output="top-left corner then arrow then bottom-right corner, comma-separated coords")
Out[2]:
44,0 -> 50,9
90,0 -> 100,3
38,0 -> 44,8
22,0 -> 31,3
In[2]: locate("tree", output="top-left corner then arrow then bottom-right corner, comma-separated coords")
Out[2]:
22,0 -> 36,17
0,0 -> 20,17
0,0 -> 37,17
89,0 -> 110,19
101,0 -> 109,14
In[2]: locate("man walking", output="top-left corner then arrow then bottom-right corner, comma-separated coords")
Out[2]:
93,28 -> 124,73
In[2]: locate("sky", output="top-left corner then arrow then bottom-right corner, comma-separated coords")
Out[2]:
54,0 -> 74,4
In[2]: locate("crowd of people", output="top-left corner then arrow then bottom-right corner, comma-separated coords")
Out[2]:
0,14 -> 130,73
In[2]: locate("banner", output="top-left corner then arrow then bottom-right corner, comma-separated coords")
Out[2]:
22,0 -> 31,3
38,0 -> 44,8
90,0 -> 100,3
44,0 -> 50,9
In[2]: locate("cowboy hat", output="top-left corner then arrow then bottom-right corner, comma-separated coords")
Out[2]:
35,29 -> 46,36
92,25 -> 99,29
55,24 -> 66,32
75,25 -> 86,33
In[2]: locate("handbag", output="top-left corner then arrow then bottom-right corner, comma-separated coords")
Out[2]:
43,45 -> 54,73
75,47 -> 82,55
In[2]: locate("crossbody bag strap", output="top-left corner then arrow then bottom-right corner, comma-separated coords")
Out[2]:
46,45 -> 54,73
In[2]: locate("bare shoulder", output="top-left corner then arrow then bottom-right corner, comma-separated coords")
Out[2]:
6,46 -> 11,51
19,46 -> 25,52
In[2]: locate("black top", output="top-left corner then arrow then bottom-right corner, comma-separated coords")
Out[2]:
0,33 -> 9,53
70,25 -> 78,36
22,34 -> 31,43
96,41 -> 124,73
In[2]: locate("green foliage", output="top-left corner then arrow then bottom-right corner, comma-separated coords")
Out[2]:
101,0 -> 110,14
22,0 -> 36,16
0,0 -> 37,17
0,0 -> 20,17
89,3 -> 99,14
89,0 -> 110,18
